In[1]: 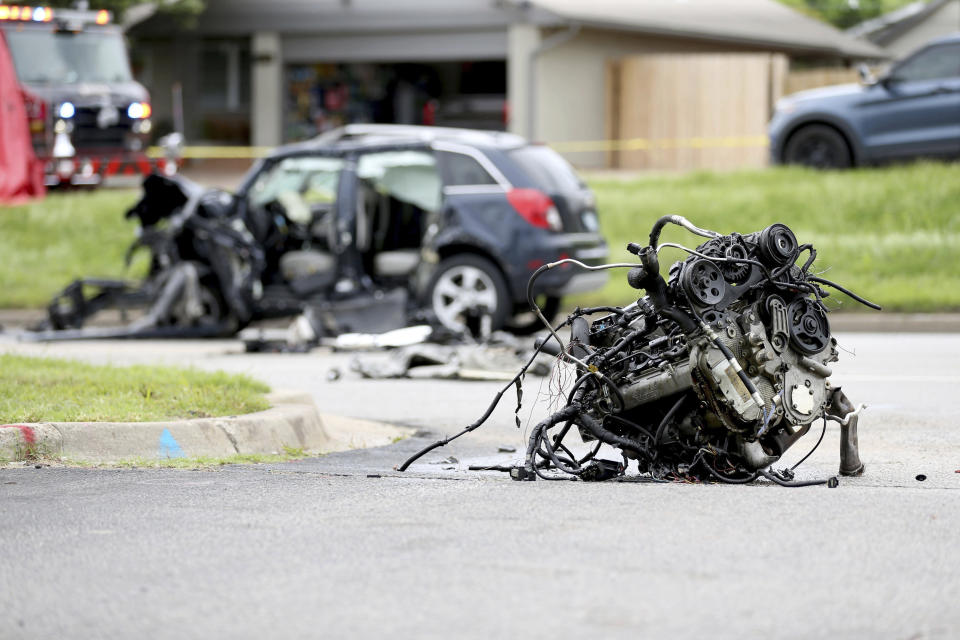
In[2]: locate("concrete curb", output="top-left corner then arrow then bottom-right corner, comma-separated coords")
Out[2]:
827,313 -> 960,333
0,391 -> 412,463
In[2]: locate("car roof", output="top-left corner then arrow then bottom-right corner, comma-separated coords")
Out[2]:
266,124 -> 527,159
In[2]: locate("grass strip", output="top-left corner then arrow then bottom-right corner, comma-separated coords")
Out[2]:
0,353 -> 270,423
0,189 -> 144,309
1,162 -> 957,311
573,162 -> 960,311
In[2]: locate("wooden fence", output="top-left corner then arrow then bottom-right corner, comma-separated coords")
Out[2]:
605,53 -> 787,171
604,54 -> 865,171
784,67 -> 860,95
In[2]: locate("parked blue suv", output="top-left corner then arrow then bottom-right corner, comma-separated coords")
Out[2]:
769,33 -> 960,168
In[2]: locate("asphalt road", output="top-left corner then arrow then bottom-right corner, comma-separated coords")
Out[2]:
1,332 -> 958,639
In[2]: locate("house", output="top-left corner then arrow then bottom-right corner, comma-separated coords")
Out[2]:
130,0 -> 884,168
847,0 -> 960,59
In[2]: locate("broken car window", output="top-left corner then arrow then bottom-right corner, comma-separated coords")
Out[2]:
248,156 -> 344,225
356,151 -> 441,212
355,150 -> 440,255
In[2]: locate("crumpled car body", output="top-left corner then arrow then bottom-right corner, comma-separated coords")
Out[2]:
32,125 -> 609,340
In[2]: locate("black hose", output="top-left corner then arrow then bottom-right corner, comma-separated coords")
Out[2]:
757,468 -> 833,487
654,394 -> 689,448
579,440 -> 603,465
522,404 -> 583,474
697,455 -> 759,484
648,216 -> 673,247
538,429 -> 583,475
533,462 -> 577,481
602,414 -> 656,445
647,215 -> 718,247
809,276 -> 882,310
577,306 -> 627,316
592,327 -> 646,367
565,371 -> 625,411
798,244 -> 817,273
576,412 -> 647,458
790,418 -> 826,472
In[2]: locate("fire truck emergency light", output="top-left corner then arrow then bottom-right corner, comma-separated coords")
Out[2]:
127,102 -> 152,119
0,6 -> 52,21
0,6 -> 111,23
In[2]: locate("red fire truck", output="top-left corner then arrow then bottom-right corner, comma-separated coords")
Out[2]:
0,4 -> 174,186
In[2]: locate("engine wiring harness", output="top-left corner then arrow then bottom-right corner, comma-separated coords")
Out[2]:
398,216 -> 879,486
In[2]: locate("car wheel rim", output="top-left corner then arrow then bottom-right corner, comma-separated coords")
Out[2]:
432,265 -> 498,331
795,138 -> 839,168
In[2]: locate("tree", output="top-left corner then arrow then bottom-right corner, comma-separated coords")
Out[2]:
776,0 -> 921,29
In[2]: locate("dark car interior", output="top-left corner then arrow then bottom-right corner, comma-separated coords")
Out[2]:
354,152 -> 441,281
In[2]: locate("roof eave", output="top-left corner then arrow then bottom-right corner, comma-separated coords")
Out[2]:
542,16 -> 889,59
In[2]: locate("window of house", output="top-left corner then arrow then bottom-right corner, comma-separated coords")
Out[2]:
200,40 -> 250,112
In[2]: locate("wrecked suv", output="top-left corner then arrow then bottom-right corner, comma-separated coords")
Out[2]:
39,125 -> 608,338
312,124 -> 609,332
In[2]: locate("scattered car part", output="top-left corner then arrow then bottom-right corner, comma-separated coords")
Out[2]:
350,337 -> 552,381
399,216 -> 881,485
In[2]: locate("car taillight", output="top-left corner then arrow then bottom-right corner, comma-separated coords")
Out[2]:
507,188 -> 563,232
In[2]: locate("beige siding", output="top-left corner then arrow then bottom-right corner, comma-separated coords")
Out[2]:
534,28 -> 755,168
785,68 -> 860,94
609,53 -> 775,171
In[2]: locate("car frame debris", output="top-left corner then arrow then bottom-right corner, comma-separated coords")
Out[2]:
29,125 -> 608,340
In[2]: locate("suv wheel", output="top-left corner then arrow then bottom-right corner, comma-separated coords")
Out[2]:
783,125 -> 851,169
426,255 -> 510,332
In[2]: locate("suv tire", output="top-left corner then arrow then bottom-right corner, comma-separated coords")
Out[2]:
783,124 -> 852,169
426,254 -> 510,332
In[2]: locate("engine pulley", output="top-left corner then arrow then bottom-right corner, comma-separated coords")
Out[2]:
758,223 -> 799,267
788,298 -> 830,355
681,259 -> 727,306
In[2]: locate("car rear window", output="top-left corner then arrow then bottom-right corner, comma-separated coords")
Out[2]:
507,145 -> 586,193
438,151 -> 498,186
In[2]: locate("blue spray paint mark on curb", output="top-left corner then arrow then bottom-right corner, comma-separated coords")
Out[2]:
158,428 -> 186,459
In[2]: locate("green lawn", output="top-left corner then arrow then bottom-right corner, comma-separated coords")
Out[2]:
0,354 -> 270,423
572,162 -> 960,312
0,189 -> 143,308
1,163 -> 958,312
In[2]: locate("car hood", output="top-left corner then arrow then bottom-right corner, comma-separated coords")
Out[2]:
778,83 -> 865,110
21,81 -> 149,108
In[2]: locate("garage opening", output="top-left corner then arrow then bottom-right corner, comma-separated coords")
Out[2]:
284,60 -> 506,141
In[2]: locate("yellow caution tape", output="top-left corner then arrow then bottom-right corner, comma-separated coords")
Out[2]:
146,145 -> 274,159
550,135 -> 770,153
148,135 -> 770,160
